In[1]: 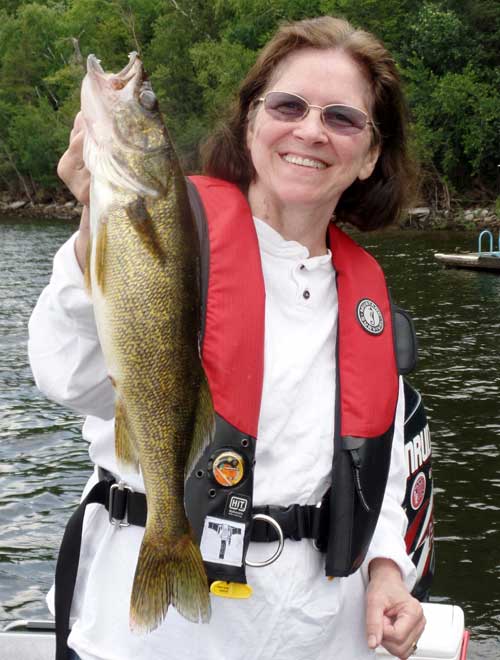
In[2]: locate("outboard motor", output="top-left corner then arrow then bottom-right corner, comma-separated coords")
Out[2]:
403,380 -> 434,601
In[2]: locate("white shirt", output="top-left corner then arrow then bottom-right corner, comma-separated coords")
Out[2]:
28,220 -> 416,660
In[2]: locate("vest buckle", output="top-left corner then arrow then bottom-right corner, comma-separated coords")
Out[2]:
108,481 -> 134,527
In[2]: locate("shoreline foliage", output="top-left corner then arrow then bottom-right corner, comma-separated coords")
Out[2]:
0,0 -> 498,211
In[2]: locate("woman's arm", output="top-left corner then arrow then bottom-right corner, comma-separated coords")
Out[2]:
364,378 -> 425,658
28,113 -> 114,419
28,230 -> 114,419
365,378 -> 417,587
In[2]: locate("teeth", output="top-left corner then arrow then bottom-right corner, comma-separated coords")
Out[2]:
282,154 -> 326,169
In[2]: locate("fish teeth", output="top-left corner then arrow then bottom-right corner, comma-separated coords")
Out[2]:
282,154 -> 327,169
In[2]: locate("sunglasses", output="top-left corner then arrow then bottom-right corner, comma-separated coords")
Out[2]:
256,91 -> 374,135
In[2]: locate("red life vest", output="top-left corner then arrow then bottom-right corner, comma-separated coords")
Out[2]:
185,175 -> 399,583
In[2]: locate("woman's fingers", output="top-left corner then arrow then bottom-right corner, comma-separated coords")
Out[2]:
74,206 -> 90,273
69,111 -> 85,141
57,118 -> 90,206
381,601 -> 426,659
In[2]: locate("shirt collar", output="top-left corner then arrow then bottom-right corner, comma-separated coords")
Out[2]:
253,217 -> 332,270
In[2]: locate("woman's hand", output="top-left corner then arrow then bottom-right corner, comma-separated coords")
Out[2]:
366,558 -> 425,659
57,111 -> 90,205
57,112 -> 90,272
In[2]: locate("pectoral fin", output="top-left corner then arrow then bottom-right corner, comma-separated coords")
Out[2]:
115,396 -> 140,472
126,197 -> 165,260
185,374 -> 215,477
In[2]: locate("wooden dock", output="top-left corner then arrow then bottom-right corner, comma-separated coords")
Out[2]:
434,252 -> 500,272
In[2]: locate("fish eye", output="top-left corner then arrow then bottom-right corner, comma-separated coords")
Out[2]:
139,90 -> 157,111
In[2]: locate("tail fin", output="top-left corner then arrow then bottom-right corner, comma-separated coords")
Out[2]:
130,532 -> 211,632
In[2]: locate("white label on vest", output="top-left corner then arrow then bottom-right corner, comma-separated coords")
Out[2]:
200,515 -> 245,567
356,298 -> 384,335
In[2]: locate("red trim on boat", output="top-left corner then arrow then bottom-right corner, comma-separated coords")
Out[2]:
460,630 -> 471,659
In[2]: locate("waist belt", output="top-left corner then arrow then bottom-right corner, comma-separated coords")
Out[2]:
98,468 -> 327,543
55,469 -> 329,659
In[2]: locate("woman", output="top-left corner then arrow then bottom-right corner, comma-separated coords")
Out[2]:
29,15 -> 425,660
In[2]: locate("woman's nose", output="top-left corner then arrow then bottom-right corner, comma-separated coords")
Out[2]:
292,108 -> 328,143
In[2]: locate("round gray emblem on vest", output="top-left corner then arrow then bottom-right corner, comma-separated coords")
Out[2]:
356,299 -> 384,335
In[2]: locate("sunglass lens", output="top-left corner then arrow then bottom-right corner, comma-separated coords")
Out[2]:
323,105 -> 367,132
264,92 -> 306,120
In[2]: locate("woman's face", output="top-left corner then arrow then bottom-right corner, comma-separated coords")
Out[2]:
246,48 -> 380,217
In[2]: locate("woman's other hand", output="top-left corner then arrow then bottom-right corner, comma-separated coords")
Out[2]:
57,112 -> 90,272
366,558 -> 425,659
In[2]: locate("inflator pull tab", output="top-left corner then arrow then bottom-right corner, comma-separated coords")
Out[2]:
210,581 -> 253,599
349,448 -> 371,513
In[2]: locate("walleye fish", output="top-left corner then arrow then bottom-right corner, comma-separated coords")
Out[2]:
81,52 -> 213,631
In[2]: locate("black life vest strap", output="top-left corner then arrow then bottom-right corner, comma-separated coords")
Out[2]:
251,502 -> 329,546
94,468 -> 329,543
54,479 -> 109,660
186,178 -> 209,342
55,474 -> 153,658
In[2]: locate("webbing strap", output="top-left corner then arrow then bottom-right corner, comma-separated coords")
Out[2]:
54,480 -> 110,660
252,503 -> 326,544
185,177 -> 209,343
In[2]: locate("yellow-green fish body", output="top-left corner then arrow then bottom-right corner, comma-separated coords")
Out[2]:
81,53 -> 212,632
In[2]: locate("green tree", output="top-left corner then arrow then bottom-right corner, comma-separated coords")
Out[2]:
0,2 -> 67,104
7,98 -> 68,192
63,0 -> 135,69
146,0 -> 228,168
447,0 -> 500,70
402,1 -> 469,75
319,0 -> 417,51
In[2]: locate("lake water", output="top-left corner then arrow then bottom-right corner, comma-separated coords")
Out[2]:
0,216 -> 499,658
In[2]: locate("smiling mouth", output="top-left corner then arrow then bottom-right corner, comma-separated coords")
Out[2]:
281,153 -> 328,170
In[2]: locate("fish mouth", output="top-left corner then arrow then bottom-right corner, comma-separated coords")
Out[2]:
82,52 -> 165,196
82,52 -> 147,151
86,52 -> 143,98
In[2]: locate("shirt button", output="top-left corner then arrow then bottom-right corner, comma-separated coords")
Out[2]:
303,290 -> 310,299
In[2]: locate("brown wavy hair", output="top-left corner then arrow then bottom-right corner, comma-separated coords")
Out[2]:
201,16 -> 416,231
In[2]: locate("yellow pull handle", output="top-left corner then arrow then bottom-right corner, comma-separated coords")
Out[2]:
210,581 -> 253,599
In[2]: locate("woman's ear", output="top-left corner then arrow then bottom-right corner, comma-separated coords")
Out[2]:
358,143 -> 381,181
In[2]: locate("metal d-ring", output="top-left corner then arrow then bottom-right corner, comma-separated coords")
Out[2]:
312,500 -> 323,552
245,513 -> 285,567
